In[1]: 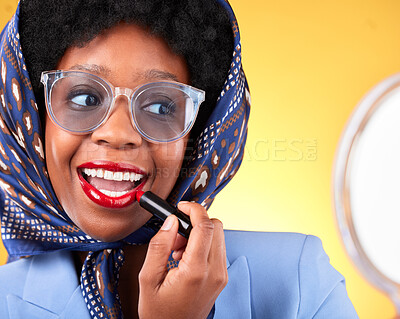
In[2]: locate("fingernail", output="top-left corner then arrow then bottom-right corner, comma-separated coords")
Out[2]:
161,216 -> 174,231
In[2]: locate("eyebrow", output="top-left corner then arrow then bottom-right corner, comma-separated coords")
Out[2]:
69,64 -> 111,76
143,69 -> 179,82
68,64 -> 179,82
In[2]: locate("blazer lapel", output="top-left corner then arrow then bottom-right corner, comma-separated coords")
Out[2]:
7,294 -> 59,319
7,251 -> 89,319
214,255 -> 251,319
59,286 -> 90,319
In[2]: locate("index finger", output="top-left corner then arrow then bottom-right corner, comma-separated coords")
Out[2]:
177,202 -> 214,268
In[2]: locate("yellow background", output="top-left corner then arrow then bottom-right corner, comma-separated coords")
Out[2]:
0,0 -> 399,318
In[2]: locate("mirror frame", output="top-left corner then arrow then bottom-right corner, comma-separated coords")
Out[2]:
333,73 -> 400,312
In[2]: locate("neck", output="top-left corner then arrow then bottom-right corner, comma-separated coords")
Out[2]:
75,244 -> 148,319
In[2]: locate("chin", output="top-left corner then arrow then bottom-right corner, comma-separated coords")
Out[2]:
86,226 -> 139,243
68,207 -> 152,243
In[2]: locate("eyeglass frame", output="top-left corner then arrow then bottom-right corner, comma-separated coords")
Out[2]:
40,70 -> 206,143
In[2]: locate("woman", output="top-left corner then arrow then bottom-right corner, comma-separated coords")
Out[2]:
0,0 -> 358,318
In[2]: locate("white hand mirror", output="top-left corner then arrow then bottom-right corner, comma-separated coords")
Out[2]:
334,73 -> 400,314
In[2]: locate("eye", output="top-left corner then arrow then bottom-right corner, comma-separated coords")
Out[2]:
65,84 -> 104,111
70,93 -> 101,108
142,102 -> 176,116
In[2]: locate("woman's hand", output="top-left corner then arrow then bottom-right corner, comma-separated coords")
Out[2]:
138,202 -> 228,319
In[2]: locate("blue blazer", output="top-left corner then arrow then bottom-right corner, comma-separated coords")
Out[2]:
0,231 -> 358,318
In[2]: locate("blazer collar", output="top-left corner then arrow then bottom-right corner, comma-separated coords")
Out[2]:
214,255 -> 252,318
7,251 -> 89,319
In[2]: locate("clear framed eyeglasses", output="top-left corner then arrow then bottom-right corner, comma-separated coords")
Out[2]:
40,70 -> 205,143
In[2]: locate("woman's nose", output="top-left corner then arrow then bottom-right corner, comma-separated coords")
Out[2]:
90,97 -> 143,148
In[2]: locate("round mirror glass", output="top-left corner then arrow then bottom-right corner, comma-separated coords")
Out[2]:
334,73 -> 400,313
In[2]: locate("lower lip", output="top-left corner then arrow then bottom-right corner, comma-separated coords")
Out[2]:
78,173 -> 145,209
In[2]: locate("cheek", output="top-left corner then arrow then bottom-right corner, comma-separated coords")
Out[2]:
153,139 -> 186,167
45,116 -> 83,186
149,139 -> 187,190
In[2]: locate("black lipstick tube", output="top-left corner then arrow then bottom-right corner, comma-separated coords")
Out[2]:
136,190 -> 192,239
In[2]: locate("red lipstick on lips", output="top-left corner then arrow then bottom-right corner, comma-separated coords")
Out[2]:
78,161 -> 147,209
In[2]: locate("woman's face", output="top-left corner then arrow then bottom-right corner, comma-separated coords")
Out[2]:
45,23 -> 190,242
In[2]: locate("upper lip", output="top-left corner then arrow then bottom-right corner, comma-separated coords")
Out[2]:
78,160 -> 148,175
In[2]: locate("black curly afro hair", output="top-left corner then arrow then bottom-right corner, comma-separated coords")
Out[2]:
19,0 -> 234,140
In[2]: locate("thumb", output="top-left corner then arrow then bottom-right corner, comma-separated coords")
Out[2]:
139,215 -> 179,288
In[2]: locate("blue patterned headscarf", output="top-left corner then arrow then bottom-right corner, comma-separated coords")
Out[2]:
0,1 -> 250,318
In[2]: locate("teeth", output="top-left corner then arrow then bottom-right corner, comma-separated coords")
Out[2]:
82,168 -> 144,198
100,189 -> 111,196
99,190 -> 129,197
130,172 -> 143,182
97,169 -> 104,178
104,170 -> 114,180
114,172 -> 123,181
82,168 -> 144,182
